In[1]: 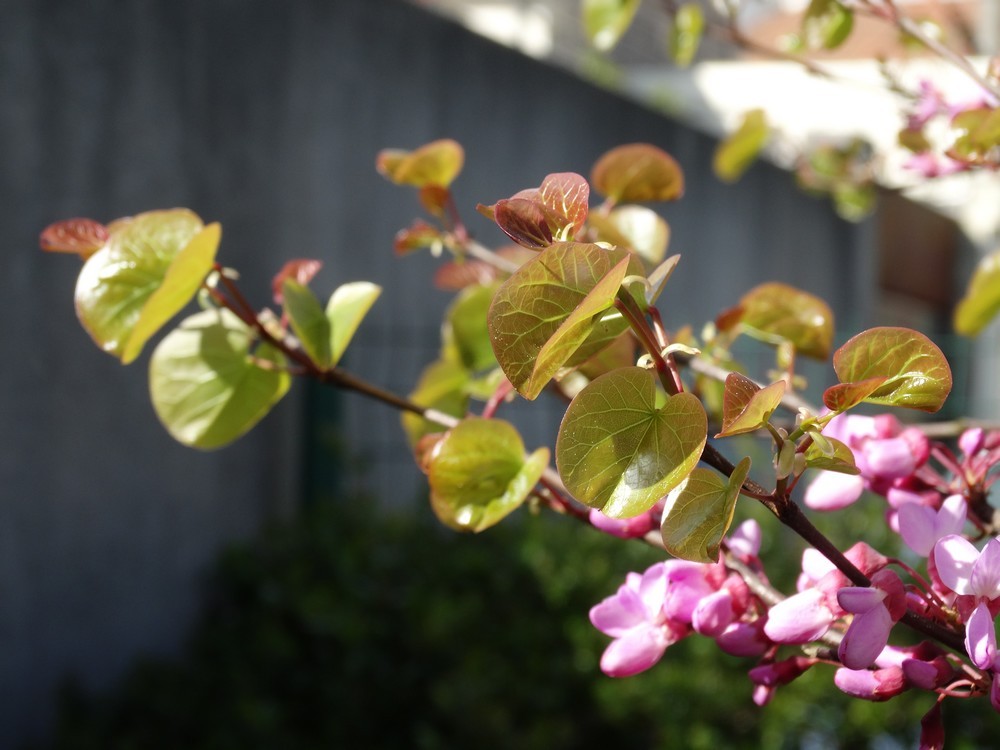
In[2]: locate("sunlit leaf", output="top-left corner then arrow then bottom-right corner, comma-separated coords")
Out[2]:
661,457 -> 750,563
272,259 -> 322,304
714,109 -> 769,183
669,3 -> 704,67
588,205 -> 669,266
804,436 -> 859,474
39,218 -> 108,259
822,376 -> 888,412
75,209 -> 216,363
583,0 -> 642,51
149,308 -> 291,449
538,172 -> 590,240
327,281 -> 381,366
833,327 -> 952,412
591,143 -> 685,203
283,279 -> 332,368
716,373 -> 785,438
802,0 -> 854,50
428,417 -> 548,532
401,358 -> 469,447
738,282 -> 834,359
393,220 -> 445,256
444,283 -> 500,372
488,242 -> 633,399
375,139 -> 464,188
646,254 -> 681,305
955,248 -> 1000,336
556,367 -> 707,518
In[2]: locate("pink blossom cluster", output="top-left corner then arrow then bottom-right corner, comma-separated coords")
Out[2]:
590,418 -> 1000,743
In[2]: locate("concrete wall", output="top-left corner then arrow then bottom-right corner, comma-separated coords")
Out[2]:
0,0 -> 874,744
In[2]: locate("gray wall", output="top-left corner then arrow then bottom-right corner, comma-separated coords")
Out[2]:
1,0 -> 874,744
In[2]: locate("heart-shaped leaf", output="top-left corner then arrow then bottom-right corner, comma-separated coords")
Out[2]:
537,172 -> 590,239
804,436 -> 859,474
428,417 -> 548,532
39,218 -> 109,258
375,139 -> 464,188
556,367 -> 707,518
954,248 -> 1000,336
149,308 -> 291,449
822,376 -> 888,412
737,282 -> 834,359
591,144 -> 684,204
716,373 -> 785,438
75,209 -> 219,364
487,242 -> 633,399
401,358 -> 470,447
714,109 -> 769,183
833,327 -> 952,412
583,0 -> 641,51
661,457 -> 750,563
802,0 -> 853,50
588,205 -> 669,267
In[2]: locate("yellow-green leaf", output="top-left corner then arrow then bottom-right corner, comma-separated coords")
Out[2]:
375,139 -> 464,188
955,248 -> 1000,336
669,3 -> 704,68
327,281 -> 382,366
556,367 -> 707,518
716,373 -> 785,438
802,0 -> 854,50
661,457 -> 750,563
714,109 -> 769,184
149,308 -> 290,449
833,327 -> 952,412
588,205 -> 669,267
583,0 -> 642,51
428,417 -> 548,532
591,143 -> 685,203
283,278 -> 332,368
738,282 -> 834,360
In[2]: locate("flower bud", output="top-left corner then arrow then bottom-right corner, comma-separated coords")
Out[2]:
833,666 -> 907,701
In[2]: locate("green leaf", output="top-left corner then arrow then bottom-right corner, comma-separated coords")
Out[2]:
802,0 -> 854,50
713,109 -> 769,183
588,205 -> 669,266
661,457 -> 750,563
283,279 -> 332,368
401,358 -> 470,447
149,308 -> 291,449
716,373 -> 785,438
738,282 -> 835,359
583,0 -> 642,51
327,281 -> 382,366
444,284 -> 500,372
804,436 -> 859,474
556,367 -> 707,518
591,143 -> 685,203
428,417 -> 548,532
75,209 -> 217,363
822,376 -> 889,412
375,139 -> 464,188
487,242 -> 633,399
669,3 -> 704,67
832,327 -> 952,412
955,249 -> 1000,336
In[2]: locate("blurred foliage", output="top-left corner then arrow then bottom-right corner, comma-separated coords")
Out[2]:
39,497 -> 995,749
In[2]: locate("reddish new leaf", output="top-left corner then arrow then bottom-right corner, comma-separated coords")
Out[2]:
537,172 -> 590,239
493,198 -> 554,249
393,219 -> 445,256
717,372 -> 786,438
271,259 -> 323,305
822,376 -> 888,412
39,218 -> 109,259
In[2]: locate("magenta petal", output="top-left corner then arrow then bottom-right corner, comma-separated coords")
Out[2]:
933,535 -> 979,595
764,589 -> 834,644
970,538 -> 1000,600
637,562 -> 668,618
728,519 -> 761,558
834,666 -> 906,701
863,437 -> 916,479
590,586 -> 646,637
803,471 -> 864,511
937,495 -> 967,538
838,586 -> 886,614
692,590 -> 734,637
839,605 -> 892,669
599,625 -> 668,677
715,622 -> 767,657
965,601 -> 997,670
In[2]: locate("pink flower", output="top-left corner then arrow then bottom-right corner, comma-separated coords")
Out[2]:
589,508 -> 657,539
764,588 -> 836,643
804,470 -> 865,510
837,569 -> 907,669
933,535 -> 1000,669
898,494 -> 967,557
589,562 -> 689,677
833,666 -> 907,701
